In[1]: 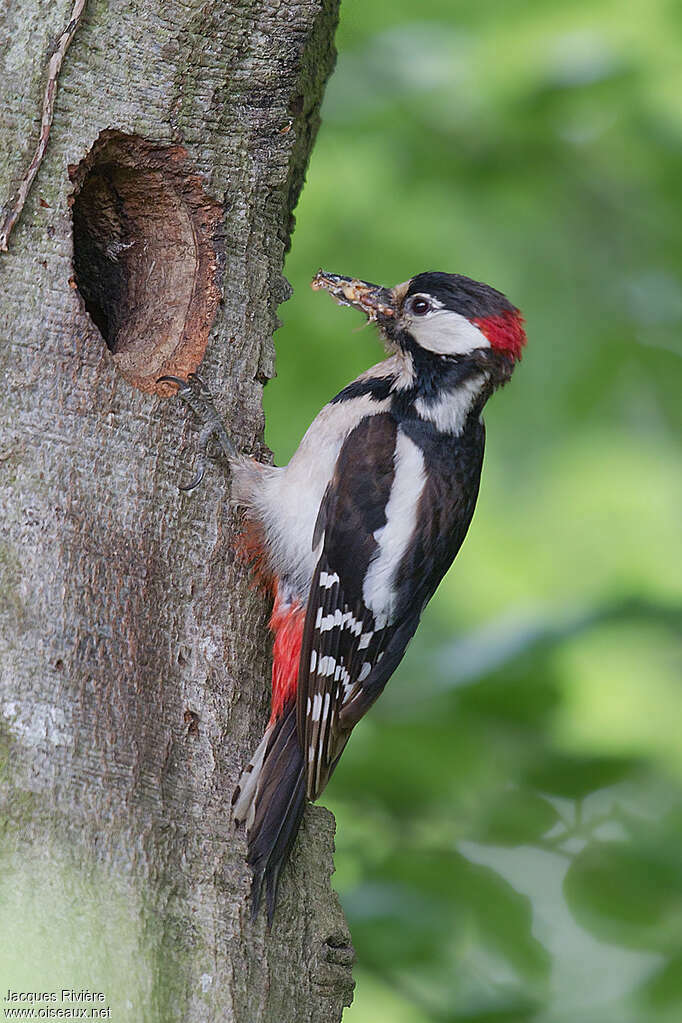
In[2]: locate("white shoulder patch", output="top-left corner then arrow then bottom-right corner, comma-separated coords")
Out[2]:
362,429 -> 426,628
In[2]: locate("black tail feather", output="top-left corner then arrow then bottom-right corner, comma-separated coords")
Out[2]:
244,704 -> 306,925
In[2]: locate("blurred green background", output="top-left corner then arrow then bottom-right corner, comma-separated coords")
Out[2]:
265,0 -> 682,1020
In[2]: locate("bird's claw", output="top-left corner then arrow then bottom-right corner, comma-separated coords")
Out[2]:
158,373 -> 236,492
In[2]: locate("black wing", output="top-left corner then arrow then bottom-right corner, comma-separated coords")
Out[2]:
296,409 -> 486,799
296,412 -> 398,798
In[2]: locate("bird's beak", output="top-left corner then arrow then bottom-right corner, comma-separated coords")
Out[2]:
311,270 -> 396,322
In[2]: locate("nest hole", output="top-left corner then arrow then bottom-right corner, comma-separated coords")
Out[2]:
70,131 -> 223,393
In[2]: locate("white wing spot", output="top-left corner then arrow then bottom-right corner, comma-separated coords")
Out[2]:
310,650 -> 317,673
320,571 -> 340,589
358,632 -> 373,650
319,608 -> 344,632
358,662 -> 372,682
318,655 -> 337,677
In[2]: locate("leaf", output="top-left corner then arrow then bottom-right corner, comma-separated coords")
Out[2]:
332,716 -> 491,816
563,841 -> 682,952
525,752 -> 638,799
346,848 -> 550,987
637,953 -> 682,1011
450,852 -> 550,985
472,788 -> 560,847
342,880 -> 451,967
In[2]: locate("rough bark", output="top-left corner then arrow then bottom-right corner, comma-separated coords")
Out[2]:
0,0 -> 354,1020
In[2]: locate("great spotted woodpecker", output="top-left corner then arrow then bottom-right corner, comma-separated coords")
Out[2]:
162,269 -> 526,923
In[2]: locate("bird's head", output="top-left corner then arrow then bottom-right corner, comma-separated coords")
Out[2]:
312,269 -> 526,385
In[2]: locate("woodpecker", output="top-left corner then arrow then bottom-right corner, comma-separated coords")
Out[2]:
162,269 -> 526,923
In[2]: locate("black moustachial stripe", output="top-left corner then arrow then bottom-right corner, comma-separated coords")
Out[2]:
330,375 -> 396,405
389,345 -> 488,419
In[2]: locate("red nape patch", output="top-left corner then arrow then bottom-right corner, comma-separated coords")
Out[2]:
235,519 -> 274,595
269,592 -> 305,723
474,310 -> 527,362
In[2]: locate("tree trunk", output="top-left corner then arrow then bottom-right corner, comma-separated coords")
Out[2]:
0,0 -> 354,1020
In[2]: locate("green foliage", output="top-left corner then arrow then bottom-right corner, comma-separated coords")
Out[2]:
264,0 -> 682,1018
564,839 -> 682,952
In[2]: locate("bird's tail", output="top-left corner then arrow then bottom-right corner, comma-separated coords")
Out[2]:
232,700 -> 306,924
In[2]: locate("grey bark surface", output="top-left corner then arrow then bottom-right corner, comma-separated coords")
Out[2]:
0,0 -> 354,1020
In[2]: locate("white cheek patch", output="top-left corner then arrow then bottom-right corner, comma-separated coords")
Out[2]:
407,309 -> 490,356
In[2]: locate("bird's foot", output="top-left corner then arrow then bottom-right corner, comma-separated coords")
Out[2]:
158,373 -> 236,492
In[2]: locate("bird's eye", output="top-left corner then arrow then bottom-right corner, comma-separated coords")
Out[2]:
410,296 -> 431,316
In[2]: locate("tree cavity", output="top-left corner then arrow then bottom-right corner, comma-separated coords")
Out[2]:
69,131 -> 223,393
